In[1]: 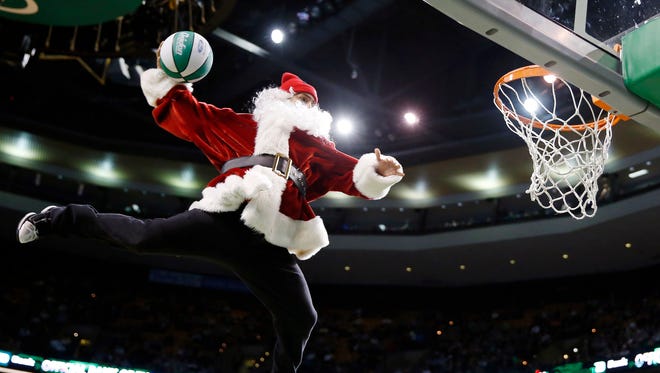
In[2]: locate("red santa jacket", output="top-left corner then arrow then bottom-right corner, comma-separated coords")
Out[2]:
141,69 -> 403,259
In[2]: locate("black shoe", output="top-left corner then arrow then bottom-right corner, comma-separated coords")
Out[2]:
16,206 -> 58,244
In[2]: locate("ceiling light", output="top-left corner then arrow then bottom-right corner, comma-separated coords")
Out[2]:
118,57 -> 131,79
2,133 -> 40,160
523,98 -> 539,113
296,11 -> 310,24
628,169 -> 648,178
403,112 -> 419,125
543,74 -> 557,83
85,155 -> 122,182
270,28 -> 285,44
21,49 -> 35,69
100,158 -> 113,172
335,118 -> 353,135
125,203 -> 141,214
163,166 -> 200,189
181,166 -> 194,182
454,169 -> 508,191
395,178 -> 434,201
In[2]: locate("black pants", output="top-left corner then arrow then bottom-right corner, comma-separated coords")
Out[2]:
46,204 -> 317,373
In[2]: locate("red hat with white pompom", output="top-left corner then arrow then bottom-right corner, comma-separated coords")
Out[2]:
280,72 -> 318,103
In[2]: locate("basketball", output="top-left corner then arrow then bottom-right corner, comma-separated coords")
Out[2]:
159,31 -> 214,83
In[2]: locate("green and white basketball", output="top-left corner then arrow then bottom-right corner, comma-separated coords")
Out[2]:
159,31 -> 213,83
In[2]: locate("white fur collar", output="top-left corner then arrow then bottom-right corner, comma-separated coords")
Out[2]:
251,87 -> 332,155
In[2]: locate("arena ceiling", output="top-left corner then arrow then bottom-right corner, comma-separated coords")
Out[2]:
0,0 -> 659,287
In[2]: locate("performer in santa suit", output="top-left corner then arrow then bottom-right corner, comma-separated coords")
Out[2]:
17,66 -> 404,372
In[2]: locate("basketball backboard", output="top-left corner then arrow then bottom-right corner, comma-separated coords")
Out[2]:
422,0 -> 660,132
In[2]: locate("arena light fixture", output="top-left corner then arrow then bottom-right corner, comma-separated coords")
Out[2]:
543,74 -> 557,83
1,133 -> 41,160
84,155 -> 123,185
270,28 -> 285,44
162,166 -> 201,190
628,168 -> 648,178
522,97 -> 539,113
334,118 -> 353,135
403,111 -> 420,125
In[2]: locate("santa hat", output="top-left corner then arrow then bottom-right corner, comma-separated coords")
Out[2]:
280,72 -> 318,103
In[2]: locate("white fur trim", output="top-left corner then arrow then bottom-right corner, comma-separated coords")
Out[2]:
242,202 -> 329,260
140,68 -> 193,107
353,153 -> 404,199
252,87 -> 332,155
189,171 -> 273,212
189,166 -> 329,259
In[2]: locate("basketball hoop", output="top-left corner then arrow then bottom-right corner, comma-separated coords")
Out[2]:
493,65 -> 628,219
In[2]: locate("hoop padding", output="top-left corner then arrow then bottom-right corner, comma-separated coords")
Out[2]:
493,65 -> 622,219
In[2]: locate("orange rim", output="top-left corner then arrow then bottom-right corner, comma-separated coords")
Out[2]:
493,65 -> 623,131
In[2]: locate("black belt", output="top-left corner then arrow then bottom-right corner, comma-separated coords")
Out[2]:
220,153 -> 308,198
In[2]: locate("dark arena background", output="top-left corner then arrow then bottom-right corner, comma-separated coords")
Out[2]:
1,0 -> 660,372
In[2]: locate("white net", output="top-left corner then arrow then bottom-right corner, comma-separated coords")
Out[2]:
494,66 -> 619,219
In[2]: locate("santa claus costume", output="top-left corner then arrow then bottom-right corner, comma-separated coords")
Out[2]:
17,69 -> 404,372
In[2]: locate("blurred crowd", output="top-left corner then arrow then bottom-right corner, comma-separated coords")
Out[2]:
1,249 -> 659,373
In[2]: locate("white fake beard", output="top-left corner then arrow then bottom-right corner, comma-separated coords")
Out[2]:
252,87 -> 333,144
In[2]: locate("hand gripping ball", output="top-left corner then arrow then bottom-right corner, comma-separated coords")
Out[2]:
159,31 -> 214,83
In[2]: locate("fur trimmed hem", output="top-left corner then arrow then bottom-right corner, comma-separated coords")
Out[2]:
188,166 -> 329,260
353,153 -> 403,199
242,204 -> 329,260
140,68 -> 193,107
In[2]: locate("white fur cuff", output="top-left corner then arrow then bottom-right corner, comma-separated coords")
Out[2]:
140,68 -> 193,107
353,153 -> 403,199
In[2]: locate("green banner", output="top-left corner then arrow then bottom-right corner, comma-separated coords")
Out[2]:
0,0 -> 142,26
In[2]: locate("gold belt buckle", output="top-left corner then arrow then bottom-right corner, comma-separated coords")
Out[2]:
272,153 -> 292,179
